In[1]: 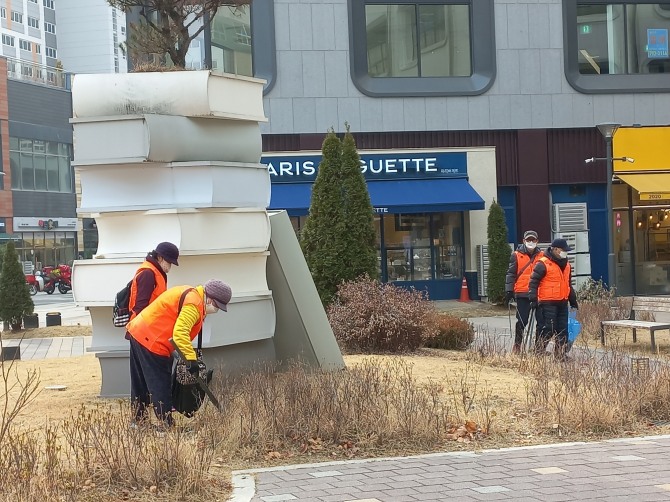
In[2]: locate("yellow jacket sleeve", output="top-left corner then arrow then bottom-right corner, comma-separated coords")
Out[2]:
172,303 -> 200,361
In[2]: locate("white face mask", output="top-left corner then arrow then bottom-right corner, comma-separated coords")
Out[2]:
158,258 -> 171,274
558,250 -> 568,259
205,302 -> 219,315
524,241 -> 537,250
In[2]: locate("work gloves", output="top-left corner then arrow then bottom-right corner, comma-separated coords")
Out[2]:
505,291 -> 515,302
187,360 -> 206,376
528,296 -> 538,309
570,301 -> 579,310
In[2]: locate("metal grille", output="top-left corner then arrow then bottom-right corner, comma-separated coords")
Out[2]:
552,203 -> 588,232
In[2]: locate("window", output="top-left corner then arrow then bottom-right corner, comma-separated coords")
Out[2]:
11,11 -> 23,23
28,16 -> 39,29
19,40 -> 32,51
35,44 -> 41,54
29,0 -> 38,3
349,0 -> 495,96
2,34 -> 14,47
206,0 -> 276,94
10,137 -> 72,193
46,47 -> 56,58
43,0 -> 55,10
564,1 -> 670,93
0,8 -> 6,18
44,22 -> 56,34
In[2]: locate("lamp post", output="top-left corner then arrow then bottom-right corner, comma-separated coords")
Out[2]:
596,123 -> 620,290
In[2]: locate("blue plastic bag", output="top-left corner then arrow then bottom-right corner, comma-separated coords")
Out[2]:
568,310 -> 581,343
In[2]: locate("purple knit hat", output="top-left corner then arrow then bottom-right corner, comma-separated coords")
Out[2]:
204,279 -> 232,311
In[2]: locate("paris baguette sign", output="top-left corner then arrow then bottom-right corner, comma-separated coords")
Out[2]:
262,149 -> 468,183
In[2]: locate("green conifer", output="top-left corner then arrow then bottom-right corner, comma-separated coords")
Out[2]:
486,200 -> 510,304
340,123 -> 378,282
0,241 -> 34,330
300,129 -> 346,305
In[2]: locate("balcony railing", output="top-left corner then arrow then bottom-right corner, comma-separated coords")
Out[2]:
5,57 -> 71,90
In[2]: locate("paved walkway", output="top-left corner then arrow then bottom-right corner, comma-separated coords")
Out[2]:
1,300 -> 92,360
232,435 -> 670,502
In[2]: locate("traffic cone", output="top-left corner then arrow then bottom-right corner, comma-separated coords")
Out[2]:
459,276 -> 470,303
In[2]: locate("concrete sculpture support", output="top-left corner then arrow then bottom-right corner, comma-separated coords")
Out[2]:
71,70 -> 344,398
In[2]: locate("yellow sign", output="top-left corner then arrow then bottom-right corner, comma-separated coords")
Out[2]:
640,193 -> 670,201
613,126 -> 670,172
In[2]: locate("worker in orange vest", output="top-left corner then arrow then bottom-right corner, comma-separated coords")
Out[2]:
505,230 -> 542,354
528,239 -> 579,360
126,279 -> 232,427
123,242 -> 179,340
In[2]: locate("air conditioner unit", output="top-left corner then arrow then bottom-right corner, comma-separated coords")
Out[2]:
477,243 -> 514,298
554,232 -> 578,254
553,203 -> 588,232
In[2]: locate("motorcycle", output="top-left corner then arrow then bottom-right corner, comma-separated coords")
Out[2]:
42,264 -> 72,295
25,271 -> 46,296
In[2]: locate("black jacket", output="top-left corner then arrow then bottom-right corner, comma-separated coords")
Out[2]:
527,248 -> 578,307
505,244 -> 541,297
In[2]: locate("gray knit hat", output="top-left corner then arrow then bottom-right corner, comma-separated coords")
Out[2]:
523,230 -> 538,240
204,279 -> 232,311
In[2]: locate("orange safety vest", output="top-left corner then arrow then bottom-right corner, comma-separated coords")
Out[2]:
537,257 -> 571,302
128,261 -> 167,322
127,286 -> 204,357
513,251 -> 540,294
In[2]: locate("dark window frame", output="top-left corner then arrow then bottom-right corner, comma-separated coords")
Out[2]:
348,0 -> 496,97
564,0 -> 670,93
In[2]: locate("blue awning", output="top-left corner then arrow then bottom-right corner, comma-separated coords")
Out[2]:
269,178 -> 485,216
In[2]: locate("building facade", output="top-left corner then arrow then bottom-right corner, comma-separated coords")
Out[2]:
0,56 -> 76,270
115,0 -> 670,299
0,0 -> 57,68
55,0 -> 126,74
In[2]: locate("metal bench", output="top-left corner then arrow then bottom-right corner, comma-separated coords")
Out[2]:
600,296 -> 670,352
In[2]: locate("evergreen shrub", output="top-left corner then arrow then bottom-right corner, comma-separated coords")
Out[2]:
327,276 -> 438,353
0,241 -> 34,330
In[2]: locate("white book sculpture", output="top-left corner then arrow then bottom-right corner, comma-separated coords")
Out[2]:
72,70 -> 343,398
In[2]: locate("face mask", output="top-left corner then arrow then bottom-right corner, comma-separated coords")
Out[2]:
558,250 -> 568,259
206,303 -> 219,315
524,241 -> 537,250
159,258 -> 171,274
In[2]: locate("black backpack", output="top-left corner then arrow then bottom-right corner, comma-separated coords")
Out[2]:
112,280 -> 133,327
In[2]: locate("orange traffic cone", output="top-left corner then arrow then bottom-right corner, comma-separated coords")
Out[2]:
459,276 -> 470,303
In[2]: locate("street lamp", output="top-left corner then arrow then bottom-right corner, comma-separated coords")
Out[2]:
589,123 -> 621,290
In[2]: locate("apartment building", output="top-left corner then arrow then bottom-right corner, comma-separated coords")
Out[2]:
0,0 -> 58,70
0,56 -> 76,269
55,0 -> 126,74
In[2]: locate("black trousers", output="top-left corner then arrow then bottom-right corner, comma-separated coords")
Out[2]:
129,336 -> 174,425
535,302 -> 569,355
514,296 -> 534,346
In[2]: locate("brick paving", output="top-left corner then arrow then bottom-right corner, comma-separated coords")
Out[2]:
231,435 -> 670,502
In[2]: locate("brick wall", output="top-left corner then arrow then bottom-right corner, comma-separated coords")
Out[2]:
0,57 -> 13,233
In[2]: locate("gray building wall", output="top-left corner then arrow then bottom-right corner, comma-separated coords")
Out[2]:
261,0 -> 670,135
7,79 -> 75,218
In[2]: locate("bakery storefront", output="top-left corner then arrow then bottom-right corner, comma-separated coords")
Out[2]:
613,126 -> 670,296
264,148 -> 496,300
12,217 -> 78,271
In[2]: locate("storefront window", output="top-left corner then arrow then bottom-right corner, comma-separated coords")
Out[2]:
384,212 -> 462,282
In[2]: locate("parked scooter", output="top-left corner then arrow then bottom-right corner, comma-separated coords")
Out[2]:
42,264 -> 72,295
25,271 -> 46,296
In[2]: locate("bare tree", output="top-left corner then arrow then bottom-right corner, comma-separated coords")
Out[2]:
108,0 -> 252,69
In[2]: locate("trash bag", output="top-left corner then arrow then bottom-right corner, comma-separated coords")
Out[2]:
566,310 -> 582,353
171,367 -> 213,418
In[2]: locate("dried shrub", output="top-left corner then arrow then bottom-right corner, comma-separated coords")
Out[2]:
575,278 -> 633,339
423,314 -> 475,350
327,276 -> 438,353
131,62 -> 191,72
